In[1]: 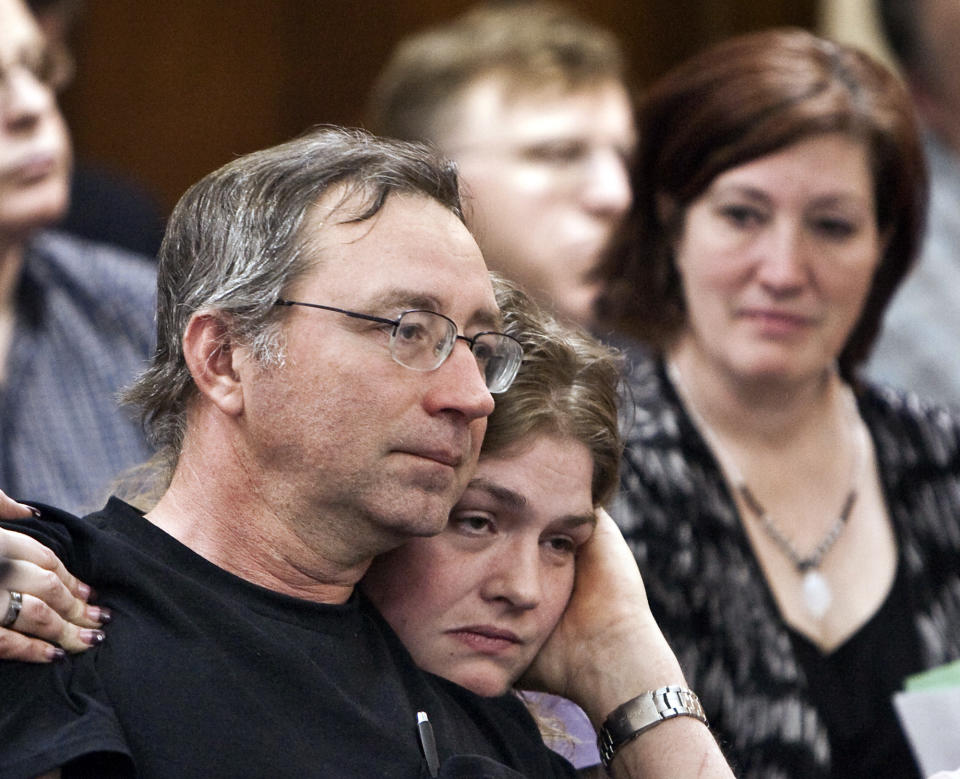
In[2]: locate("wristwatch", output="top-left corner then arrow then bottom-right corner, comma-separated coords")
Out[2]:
597,685 -> 707,771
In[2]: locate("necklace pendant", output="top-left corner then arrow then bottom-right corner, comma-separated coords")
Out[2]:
801,569 -> 832,619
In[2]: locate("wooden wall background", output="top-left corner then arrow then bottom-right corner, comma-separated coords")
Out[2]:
58,0 -> 817,214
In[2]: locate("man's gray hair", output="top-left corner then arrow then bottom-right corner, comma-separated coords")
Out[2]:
124,126 -> 463,467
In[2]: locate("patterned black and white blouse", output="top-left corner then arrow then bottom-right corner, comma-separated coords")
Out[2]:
612,353 -> 960,778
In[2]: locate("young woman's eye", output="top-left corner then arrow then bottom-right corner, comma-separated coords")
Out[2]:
452,514 -> 494,536
543,536 -> 576,556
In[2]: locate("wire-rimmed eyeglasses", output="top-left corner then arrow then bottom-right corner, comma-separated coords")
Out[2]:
275,300 -> 523,394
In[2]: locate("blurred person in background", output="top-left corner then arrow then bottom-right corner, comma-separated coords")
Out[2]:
25,0 -> 165,257
597,27 -> 960,778
0,0 -> 154,513
866,0 -> 960,408
367,0 -> 635,330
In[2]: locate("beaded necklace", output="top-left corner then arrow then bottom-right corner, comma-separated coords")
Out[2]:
667,359 -> 865,619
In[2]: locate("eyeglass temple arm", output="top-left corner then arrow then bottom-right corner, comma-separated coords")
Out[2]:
274,300 -> 397,327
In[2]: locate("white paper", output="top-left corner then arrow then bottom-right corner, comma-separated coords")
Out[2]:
893,688 -> 960,776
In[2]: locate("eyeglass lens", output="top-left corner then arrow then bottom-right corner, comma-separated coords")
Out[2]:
390,311 -> 520,393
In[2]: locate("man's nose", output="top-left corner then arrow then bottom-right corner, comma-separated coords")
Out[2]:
422,339 -> 495,421
580,146 -> 632,219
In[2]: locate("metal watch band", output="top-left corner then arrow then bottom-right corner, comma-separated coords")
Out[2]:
597,685 -> 707,771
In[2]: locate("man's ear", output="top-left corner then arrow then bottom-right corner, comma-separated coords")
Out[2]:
182,312 -> 246,417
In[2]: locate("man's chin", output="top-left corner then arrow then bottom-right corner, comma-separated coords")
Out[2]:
377,489 -> 458,540
406,498 -> 455,538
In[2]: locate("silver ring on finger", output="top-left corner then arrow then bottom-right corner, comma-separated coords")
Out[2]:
1,590 -> 23,627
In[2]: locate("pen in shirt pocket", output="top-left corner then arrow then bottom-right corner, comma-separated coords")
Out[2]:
417,710 -> 440,777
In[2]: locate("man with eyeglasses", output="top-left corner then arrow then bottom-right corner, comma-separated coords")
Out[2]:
0,125 -> 733,778
0,0 -> 155,523
367,2 -> 636,331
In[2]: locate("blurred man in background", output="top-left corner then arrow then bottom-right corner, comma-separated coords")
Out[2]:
368,1 -> 635,330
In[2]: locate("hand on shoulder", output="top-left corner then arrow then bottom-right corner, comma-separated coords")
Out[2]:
0,490 -> 106,662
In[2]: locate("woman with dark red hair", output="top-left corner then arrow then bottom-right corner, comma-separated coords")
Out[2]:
598,27 -> 960,778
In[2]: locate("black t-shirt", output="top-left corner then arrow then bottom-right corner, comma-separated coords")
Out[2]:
0,499 -> 575,779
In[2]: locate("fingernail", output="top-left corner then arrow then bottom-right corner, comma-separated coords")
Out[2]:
28,506 -> 41,518
46,647 -> 67,662
87,606 -> 112,624
77,583 -> 92,601
80,629 -> 106,646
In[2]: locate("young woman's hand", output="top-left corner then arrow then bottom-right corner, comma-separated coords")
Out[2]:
520,508 -> 680,719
